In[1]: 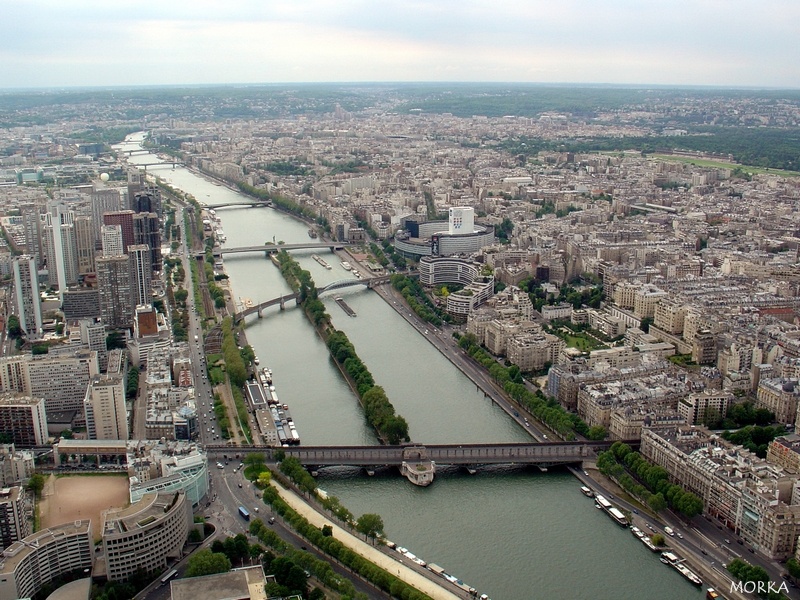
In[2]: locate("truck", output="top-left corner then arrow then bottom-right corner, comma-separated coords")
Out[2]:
238,506 -> 250,521
664,526 -> 675,536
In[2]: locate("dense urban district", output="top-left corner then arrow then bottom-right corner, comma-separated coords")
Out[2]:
0,84 -> 799,600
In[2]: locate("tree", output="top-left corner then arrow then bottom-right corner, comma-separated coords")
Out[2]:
185,549 -> 231,577
587,425 -> 607,440
106,331 -> 126,350
188,528 -> 203,543
7,315 -> 22,338
355,513 -> 384,543
787,558 -> 800,580
651,533 -> 665,547
26,473 -> 45,498
640,317 -> 653,334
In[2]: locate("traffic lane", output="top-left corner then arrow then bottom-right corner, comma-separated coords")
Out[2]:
215,470 -> 395,599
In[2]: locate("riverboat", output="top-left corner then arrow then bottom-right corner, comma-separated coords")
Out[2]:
312,254 -> 332,269
341,261 -> 352,271
580,486 -> 594,498
706,589 -> 720,600
308,228 -> 318,238
674,564 -> 703,586
660,552 -> 702,586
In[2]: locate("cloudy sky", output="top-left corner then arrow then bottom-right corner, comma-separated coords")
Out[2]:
2,0 -> 798,89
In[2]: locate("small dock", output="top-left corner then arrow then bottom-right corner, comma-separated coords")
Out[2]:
335,296 -> 356,317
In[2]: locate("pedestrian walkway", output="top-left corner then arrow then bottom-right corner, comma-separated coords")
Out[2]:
271,482 -> 461,600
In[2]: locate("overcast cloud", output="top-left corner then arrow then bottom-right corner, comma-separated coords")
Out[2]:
1,0 -> 797,89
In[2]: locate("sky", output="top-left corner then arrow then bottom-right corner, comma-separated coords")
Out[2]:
2,0 -> 799,89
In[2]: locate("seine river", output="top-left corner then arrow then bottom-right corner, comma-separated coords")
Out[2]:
120,135 -> 703,599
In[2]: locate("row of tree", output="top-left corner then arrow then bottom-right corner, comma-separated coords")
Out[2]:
327,330 -> 410,444
237,181 -> 319,222
456,333 -> 590,439
390,274 -> 449,327
249,518 -> 368,600
257,485 -> 433,600
598,442 -> 704,518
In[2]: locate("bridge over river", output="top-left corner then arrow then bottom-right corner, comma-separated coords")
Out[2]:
232,275 -> 393,323
205,441 -> 636,485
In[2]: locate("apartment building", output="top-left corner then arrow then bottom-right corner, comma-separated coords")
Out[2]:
0,394 -> 47,447
102,491 -> 191,581
0,520 -> 92,600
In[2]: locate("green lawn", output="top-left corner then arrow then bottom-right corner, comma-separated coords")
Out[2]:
649,154 -> 800,177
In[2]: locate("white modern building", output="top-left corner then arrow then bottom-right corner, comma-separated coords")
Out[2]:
12,255 -> 42,338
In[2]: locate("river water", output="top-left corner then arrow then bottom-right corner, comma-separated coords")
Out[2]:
119,135 -> 703,599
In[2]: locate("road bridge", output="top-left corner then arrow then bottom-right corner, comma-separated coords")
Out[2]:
196,242 -> 349,259
202,201 -> 272,210
234,293 -> 300,323
232,275 -> 393,323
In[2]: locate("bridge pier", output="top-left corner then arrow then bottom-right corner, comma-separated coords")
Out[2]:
279,296 -> 285,310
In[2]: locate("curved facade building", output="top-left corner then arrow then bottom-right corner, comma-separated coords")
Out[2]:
419,257 -> 495,319
129,451 -> 209,508
102,491 -> 191,581
0,521 -> 92,600
395,209 -> 495,259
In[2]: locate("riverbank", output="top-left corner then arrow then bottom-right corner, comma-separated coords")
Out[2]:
269,479 -> 461,600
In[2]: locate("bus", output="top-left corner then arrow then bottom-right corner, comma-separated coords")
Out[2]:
238,506 -> 250,521
160,568 -> 178,586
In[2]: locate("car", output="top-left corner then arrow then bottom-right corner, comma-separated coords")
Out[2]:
238,482 -> 242,488
268,517 -> 275,524
748,548 -> 755,553
701,549 -> 708,556
725,538 -> 731,544
633,509 -> 639,514
737,539 -> 744,545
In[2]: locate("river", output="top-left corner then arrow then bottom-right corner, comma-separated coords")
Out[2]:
119,134 -> 704,599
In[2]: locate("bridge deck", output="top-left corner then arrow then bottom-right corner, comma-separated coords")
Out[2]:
206,441 -> 634,466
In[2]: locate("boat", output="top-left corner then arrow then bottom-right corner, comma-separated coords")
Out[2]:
308,228 -> 318,238
675,564 -> 703,586
660,552 -> 678,565
706,589 -> 720,600
580,486 -> 594,498
341,261 -> 352,271
660,552 -> 702,585
312,254 -> 332,269
254,356 -> 260,365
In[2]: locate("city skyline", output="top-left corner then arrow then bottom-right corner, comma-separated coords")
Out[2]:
2,0 -> 799,90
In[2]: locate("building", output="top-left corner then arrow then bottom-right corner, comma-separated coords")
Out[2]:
129,244 -> 153,307
170,566 -> 267,600
132,188 -> 162,220
102,491 -> 191,581
12,255 -> 42,338
755,379 -> 800,427
0,351 -> 99,414
0,520 -> 92,600
677,391 -> 733,425
0,394 -> 47,447
0,445 -> 35,487
62,288 -> 101,321
91,188 -> 123,244
101,224 -> 125,257
84,375 -> 128,440
128,444 -> 209,508
0,487 -> 30,550
43,203 -> 79,294
74,216 -> 95,276
21,210 -> 43,269
132,212 -> 162,271
96,254 -> 134,329
102,210 -> 135,252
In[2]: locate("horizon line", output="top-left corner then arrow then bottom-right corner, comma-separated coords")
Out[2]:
2,81 -> 800,94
